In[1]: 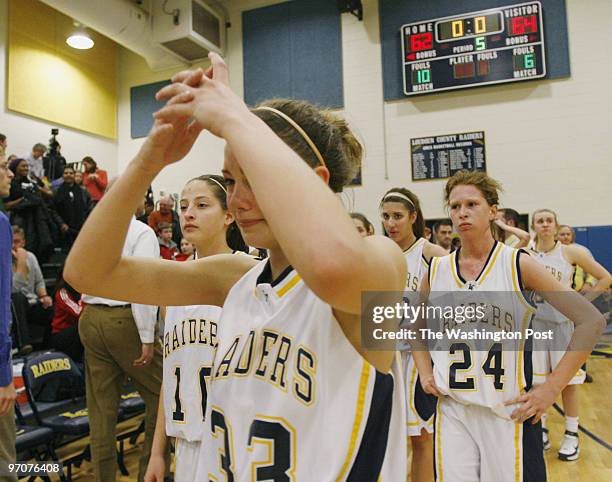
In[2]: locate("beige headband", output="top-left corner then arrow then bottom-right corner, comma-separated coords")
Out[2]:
254,106 -> 327,169
205,176 -> 227,193
383,192 -> 416,209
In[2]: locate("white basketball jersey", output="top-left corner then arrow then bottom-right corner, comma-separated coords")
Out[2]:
163,304 -> 220,441
404,238 -> 428,293
530,242 -> 574,323
429,242 -> 536,418
198,260 -> 407,480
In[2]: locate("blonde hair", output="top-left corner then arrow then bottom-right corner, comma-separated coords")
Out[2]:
531,208 -> 559,245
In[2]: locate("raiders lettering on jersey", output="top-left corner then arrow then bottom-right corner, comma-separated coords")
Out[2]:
163,318 -> 218,358
214,329 -> 316,405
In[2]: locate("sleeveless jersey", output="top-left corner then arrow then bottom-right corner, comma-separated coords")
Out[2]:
198,260 -> 407,481
163,304 -> 220,441
428,242 -> 536,418
404,238 -> 428,292
530,241 -> 574,323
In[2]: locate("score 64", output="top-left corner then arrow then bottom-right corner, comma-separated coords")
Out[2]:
410,32 -> 433,52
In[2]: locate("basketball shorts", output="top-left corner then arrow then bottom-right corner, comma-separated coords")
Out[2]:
175,438 -> 202,482
433,397 -> 546,482
402,352 -> 435,436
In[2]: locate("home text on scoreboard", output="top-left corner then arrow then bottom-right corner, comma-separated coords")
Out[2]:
401,1 -> 546,96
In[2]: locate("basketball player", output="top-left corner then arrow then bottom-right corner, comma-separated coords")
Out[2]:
529,209 -> 610,460
350,212 -> 375,237
65,53 -> 408,480
412,171 -> 604,482
144,175 -> 255,482
380,188 -> 447,482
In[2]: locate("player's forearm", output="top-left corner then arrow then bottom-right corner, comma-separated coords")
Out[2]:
412,350 -> 433,378
545,351 -> 591,394
150,392 -> 168,457
65,158 -> 159,291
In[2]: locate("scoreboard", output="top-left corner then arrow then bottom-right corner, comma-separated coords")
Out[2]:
401,1 -> 546,96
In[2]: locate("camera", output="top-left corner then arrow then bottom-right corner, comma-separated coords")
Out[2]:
44,128 -> 66,181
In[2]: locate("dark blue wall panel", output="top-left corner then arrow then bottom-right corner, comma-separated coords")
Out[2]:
130,80 -> 171,139
243,0 -> 343,108
574,225 -> 612,274
380,0 -> 570,101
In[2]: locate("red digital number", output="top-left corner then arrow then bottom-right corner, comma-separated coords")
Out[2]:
410,33 -> 433,52
511,15 -> 538,35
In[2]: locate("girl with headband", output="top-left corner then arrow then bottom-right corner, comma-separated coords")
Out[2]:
380,187 -> 448,482
66,53 -> 408,480
145,174 -> 253,482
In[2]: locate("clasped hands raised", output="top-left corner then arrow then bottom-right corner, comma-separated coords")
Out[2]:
139,52 -> 252,170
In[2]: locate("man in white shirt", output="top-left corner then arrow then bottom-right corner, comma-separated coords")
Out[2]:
25,143 -> 46,180
79,216 -> 169,481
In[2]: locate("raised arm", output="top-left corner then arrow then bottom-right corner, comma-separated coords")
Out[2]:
64,114 -> 255,307
154,54 -> 407,315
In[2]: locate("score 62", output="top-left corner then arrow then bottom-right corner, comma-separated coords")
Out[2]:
410,32 -> 433,52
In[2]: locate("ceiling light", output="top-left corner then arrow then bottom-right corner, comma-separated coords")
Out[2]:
66,25 -> 94,50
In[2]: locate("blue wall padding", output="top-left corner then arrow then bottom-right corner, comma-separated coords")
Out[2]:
131,79 -> 172,139
243,0 -> 343,108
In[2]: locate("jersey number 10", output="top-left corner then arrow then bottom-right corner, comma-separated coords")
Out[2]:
172,365 -> 212,422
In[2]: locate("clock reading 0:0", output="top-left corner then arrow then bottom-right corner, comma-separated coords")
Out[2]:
437,13 -> 501,41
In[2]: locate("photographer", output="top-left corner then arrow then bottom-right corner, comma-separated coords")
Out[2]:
43,129 -> 66,182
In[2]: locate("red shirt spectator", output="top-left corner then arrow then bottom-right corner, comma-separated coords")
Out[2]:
51,287 -> 82,335
81,156 -> 108,202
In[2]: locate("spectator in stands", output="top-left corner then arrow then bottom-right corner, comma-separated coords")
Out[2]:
350,212 -> 374,237
25,143 -> 47,181
0,153 -> 17,479
0,134 -> 6,157
53,166 -> 92,249
495,207 -> 530,248
137,198 -> 155,225
9,244 -> 33,355
4,159 -> 60,260
81,156 -> 108,206
175,237 -> 194,261
148,195 -> 182,245
74,170 -> 83,186
433,219 -> 453,253
157,222 -> 178,260
424,225 -> 432,241
50,266 -> 83,363
11,226 -> 53,339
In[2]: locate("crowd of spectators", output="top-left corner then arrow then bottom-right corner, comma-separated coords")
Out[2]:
0,133 -> 186,360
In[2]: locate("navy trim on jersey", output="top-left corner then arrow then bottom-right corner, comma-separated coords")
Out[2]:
432,399 -> 438,482
256,261 -> 294,287
524,317 -> 535,392
414,373 -> 436,422
421,253 -> 431,266
516,250 -> 538,310
523,419 -> 547,481
346,371 -> 394,481
454,241 -> 498,284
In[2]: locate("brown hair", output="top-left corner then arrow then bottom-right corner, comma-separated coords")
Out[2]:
158,222 -> 172,231
252,99 -> 362,193
186,174 -> 248,253
380,188 -> 425,239
444,170 -> 502,207
350,212 -> 374,235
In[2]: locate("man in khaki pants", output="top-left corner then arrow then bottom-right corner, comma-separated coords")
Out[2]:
79,216 -> 169,481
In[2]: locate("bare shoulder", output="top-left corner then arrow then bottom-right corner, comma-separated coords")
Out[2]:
423,240 -> 448,259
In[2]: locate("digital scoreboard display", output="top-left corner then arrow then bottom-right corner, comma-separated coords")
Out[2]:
401,1 -> 546,96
